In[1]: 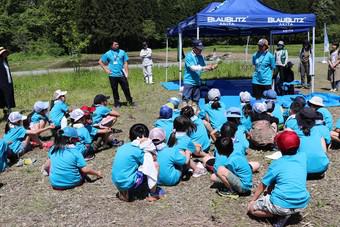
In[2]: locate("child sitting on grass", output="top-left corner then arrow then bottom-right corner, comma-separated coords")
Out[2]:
150,128 -> 189,186
203,88 -> 226,141
44,127 -> 102,190
112,124 -> 163,202
330,118 -> 340,145
168,116 -> 207,178
248,131 -> 310,227
211,135 -> 253,197
284,101 -> 304,132
92,94 -> 120,127
49,90 -> 71,129
153,105 -> 174,143
308,96 -> 333,131
4,112 -> 54,160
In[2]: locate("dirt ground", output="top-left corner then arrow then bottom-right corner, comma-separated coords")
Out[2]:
0,64 -> 339,226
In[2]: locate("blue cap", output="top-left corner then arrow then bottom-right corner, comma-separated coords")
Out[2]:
159,105 -> 173,119
192,39 -> 204,50
62,127 -> 78,138
263,89 -> 277,99
167,97 -> 180,108
226,107 -> 241,118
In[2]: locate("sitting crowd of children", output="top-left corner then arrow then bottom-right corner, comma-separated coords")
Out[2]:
0,87 -> 338,226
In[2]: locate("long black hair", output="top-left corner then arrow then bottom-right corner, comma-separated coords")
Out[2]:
51,129 -> 71,154
242,103 -> 253,118
211,99 -> 221,110
220,121 -> 237,138
167,116 -> 197,147
180,106 -> 195,118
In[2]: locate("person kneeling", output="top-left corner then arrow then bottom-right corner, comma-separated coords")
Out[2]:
248,131 -> 310,226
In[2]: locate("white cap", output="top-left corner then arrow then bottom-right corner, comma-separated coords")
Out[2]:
278,40 -> 285,46
8,112 -> 27,123
69,109 -> 85,122
308,96 -> 324,107
33,101 -> 49,113
53,89 -> 67,100
253,102 -> 267,113
208,88 -> 221,101
239,91 -> 251,103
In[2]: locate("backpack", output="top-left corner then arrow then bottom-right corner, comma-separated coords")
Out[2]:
249,120 -> 276,146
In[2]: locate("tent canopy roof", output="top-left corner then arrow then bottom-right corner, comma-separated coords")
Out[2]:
167,0 -> 316,37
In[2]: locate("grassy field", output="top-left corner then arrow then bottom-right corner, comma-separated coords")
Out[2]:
0,63 -> 339,226
9,44 -> 325,72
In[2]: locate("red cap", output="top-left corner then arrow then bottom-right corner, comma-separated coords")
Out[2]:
81,105 -> 96,115
275,131 -> 300,153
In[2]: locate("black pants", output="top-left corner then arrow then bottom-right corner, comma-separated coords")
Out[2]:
273,66 -> 285,95
252,84 -> 272,99
109,76 -> 133,105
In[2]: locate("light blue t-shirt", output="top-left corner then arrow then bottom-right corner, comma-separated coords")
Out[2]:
240,114 -> 252,132
205,102 -> 226,131
154,118 -> 173,143
298,128 -> 329,174
92,105 -> 111,125
85,125 -> 98,139
183,51 -> 206,86
48,145 -> 87,188
101,49 -> 129,77
31,112 -> 49,124
314,123 -> 331,144
0,140 -> 8,172
3,126 -> 27,154
198,103 -> 208,120
75,125 -> 92,156
262,152 -> 310,209
235,125 -> 249,151
49,100 -> 68,127
157,145 -> 186,186
317,107 -> 333,131
272,104 -> 284,124
252,51 -> 276,86
172,109 -> 181,120
174,133 -> 196,154
189,116 -> 211,152
226,152 -> 252,191
111,143 -> 144,191
284,115 -> 299,131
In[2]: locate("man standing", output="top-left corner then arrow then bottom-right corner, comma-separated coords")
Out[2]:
99,41 -> 134,108
274,41 -> 288,94
139,41 -> 153,84
0,47 -> 15,119
183,39 -> 217,108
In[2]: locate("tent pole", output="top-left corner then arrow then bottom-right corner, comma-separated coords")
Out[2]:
245,36 -> 250,62
179,32 -> 183,91
269,31 -> 273,53
165,37 -> 169,82
307,31 -> 310,41
196,27 -> 200,40
311,27 -> 315,93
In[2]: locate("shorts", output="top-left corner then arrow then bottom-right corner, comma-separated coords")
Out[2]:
126,171 -> 149,201
182,84 -> 200,102
215,169 -> 250,194
253,195 -> 304,216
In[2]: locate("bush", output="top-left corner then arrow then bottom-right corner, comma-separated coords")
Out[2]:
26,38 -> 65,56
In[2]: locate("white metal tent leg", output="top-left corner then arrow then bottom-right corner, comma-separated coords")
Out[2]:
196,27 -> 200,40
179,32 -> 182,90
311,27 -> 315,93
165,38 -> 169,82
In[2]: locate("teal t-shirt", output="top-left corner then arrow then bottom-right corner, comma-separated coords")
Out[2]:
225,152 -> 252,191
262,152 -> 310,209
284,115 -> 299,131
48,145 -> 87,188
174,133 -> 196,154
0,140 -> 8,172
314,123 -> 331,144
189,116 -> 211,152
157,145 -> 186,186
85,125 -> 98,139
49,100 -> 68,127
3,126 -> 27,154
235,125 -> 249,151
101,49 -> 129,77
240,114 -> 252,131
183,51 -> 206,86
252,51 -> 276,86
317,107 -> 333,131
172,109 -> 181,120
111,143 -> 144,191
205,102 -> 226,131
92,105 -> 111,125
31,112 -> 49,124
153,118 -> 173,143
298,128 -> 329,174
272,104 -> 284,124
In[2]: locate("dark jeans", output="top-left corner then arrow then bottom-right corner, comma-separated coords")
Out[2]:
273,66 -> 285,95
182,84 -> 200,102
109,76 -> 133,106
252,84 -> 272,99
300,62 -> 311,85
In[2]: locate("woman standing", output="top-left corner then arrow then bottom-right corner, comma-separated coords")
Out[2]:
327,41 -> 340,92
0,47 -> 15,119
299,40 -> 312,88
251,39 -> 276,99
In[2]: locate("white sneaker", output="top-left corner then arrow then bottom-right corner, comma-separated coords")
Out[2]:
192,168 -> 207,178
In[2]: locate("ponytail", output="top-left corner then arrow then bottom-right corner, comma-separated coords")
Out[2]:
51,129 -> 67,154
211,100 -> 221,110
167,130 -> 177,147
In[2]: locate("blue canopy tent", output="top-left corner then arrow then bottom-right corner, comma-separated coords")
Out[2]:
165,0 -> 317,91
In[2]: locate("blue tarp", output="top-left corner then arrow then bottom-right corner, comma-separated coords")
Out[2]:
167,0 -> 316,37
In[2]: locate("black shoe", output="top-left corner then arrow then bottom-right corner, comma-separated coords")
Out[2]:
114,103 -> 121,108
128,102 -> 136,107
